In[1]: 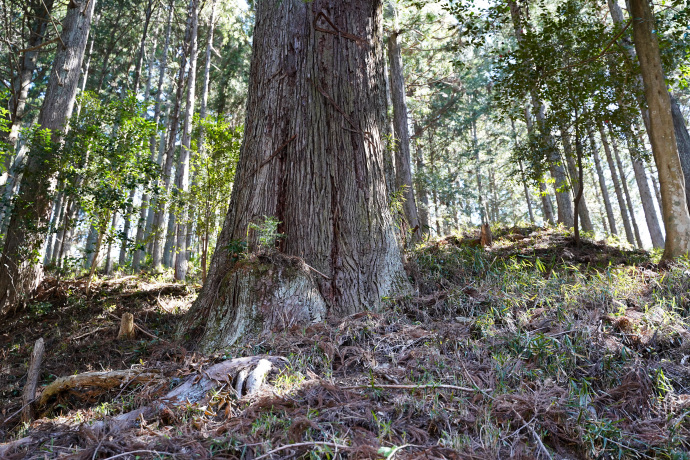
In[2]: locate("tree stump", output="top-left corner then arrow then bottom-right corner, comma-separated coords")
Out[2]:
480,224 -> 493,247
117,313 -> 135,340
21,337 -> 45,423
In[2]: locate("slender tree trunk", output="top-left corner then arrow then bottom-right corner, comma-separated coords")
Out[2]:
573,116 -> 585,245
118,189 -> 136,267
132,0 -> 155,93
608,125 -> 643,247
539,182 -> 555,225
670,94 -> 690,209
152,0 -> 195,271
609,0 -> 690,219
5,0 -> 55,149
472,118 -> 489,225
174,0 -> 199,281
86,220 -> 108,294
45,190 -> 65,265
181,0 -> 409,351
589,127 -> 618,236
589,169 -> 609,235
137,1 -> 175,268
630,0 -> 690,259
387,5 -> 419,238
535,101 -> 573,228
145,118 -> 170,255
0,0 -> 97,315
509,0 -> 572,227
599,122 -> 636,246
105,212 -> 118,275
198,0 -> 217,144
518,160 -> 535,224
561,124 -> 594,233
413,123 -> 430,232
511,120 -> 535,224
628,133 -> 665,248
85,225 -> 98,269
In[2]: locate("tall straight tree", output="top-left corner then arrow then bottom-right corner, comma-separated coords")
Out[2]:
182,0 -> 409,351
0,0 -> 97,315
387,2 -> 420,238
174,0 -> 200,281
133,1 -> 175,271
152,0 -> 196,271
4,0 -> 56,150
627,131 -> 664,248
599,123 -> 636,246
589,127 -> 618,236
630,0 -> 690,259
508,0 -> 573,228
608,0 -> 690,214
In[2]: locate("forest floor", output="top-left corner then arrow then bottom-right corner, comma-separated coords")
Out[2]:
2,225 -> 690,459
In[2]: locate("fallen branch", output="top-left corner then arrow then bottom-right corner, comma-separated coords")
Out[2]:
254,441 -> 351,460
39,369 -> 161,406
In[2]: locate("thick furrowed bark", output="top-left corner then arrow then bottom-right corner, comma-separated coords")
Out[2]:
182,0 -> 409,352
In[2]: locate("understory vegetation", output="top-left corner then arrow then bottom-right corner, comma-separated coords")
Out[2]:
2,227 -> 690,459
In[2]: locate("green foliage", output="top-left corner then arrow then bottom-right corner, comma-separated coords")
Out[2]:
0,90 -> 11,175
62,91 -> 158,238
186,115 -> 242,274
247,215 -> 283,252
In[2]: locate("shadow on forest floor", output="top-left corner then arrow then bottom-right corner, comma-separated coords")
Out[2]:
2,225 -> 690,459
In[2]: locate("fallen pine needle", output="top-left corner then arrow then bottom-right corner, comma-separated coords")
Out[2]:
254,441 -> 350,460
101,450 -> 175,459
341,383 -> 482,392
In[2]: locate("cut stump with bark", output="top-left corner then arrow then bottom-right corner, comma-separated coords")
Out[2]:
117,312 -> 136,340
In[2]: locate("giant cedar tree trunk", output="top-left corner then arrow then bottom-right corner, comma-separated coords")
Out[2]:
630,0 -> 690,259
181,0 -> 409,351
0,0 -> 96,315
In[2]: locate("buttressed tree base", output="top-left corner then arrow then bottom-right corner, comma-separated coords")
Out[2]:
181,0 -> 410,352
